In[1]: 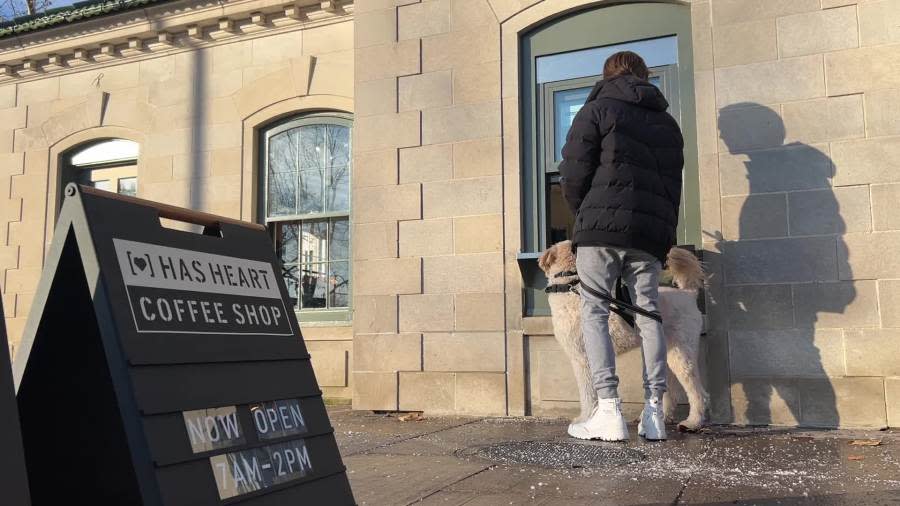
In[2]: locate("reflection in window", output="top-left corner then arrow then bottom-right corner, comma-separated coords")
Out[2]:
118,177 -> 137,197
553,87 -> 591,162
263,116 -> 352,313
552,75 -> 664,163
548,175 -> 575,245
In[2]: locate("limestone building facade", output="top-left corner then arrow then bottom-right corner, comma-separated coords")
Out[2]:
1,0 -> 898,428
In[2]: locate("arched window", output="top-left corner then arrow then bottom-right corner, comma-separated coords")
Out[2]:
64,138 -> 139,197
260,113 -> 352,322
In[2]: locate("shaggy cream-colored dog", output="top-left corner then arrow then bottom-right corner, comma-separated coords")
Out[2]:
538,240 -> 709,431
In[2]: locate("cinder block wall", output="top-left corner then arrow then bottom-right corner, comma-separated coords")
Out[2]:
0,0 -> 357,402
352,0 -> 508,415
699,0 -> 899,428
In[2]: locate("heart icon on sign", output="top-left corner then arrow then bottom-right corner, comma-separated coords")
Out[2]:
133,257 -> 148,272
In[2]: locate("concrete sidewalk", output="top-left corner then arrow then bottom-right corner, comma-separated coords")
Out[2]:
330,406 -> 900,505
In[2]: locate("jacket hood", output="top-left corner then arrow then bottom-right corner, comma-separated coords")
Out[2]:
586,74 -> 669,112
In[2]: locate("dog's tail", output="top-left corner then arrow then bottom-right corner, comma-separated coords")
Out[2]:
665,247 -> 706,291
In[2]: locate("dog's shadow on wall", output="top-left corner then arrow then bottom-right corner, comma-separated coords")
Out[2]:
708,103 -> 851,428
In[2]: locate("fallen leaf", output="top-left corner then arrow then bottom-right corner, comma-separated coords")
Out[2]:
848,455 -> 864,461
849,439 -> 882,447
398,412 -> 425,422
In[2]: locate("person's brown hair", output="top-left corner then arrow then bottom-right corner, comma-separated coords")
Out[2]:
603,51 -> 649,81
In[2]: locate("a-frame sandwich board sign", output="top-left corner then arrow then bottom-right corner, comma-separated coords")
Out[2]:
13,184 -> 355,505
1,297 -> 30,505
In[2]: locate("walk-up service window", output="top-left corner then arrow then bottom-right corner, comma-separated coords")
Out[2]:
519,2 -> 700,316
539,38 -> 681,246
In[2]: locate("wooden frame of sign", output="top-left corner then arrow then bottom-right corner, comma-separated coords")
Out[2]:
1,295 -> 30,505
12,184 -> 355,505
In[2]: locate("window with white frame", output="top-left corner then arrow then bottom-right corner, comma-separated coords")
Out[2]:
261,114 -> 352,321
64,138 -> 140,200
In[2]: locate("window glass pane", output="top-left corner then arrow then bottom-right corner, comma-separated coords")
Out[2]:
299,125 -> 325,170
329,261 -> 350,308
326,165 -> 350,212
325,126 -> 351,212
274,222 -> 300,265
551,73 -> 666,165
536,36 -> 677,83
553,86 -> 592,162
117,177 -> 137,197
300,221 -> 327,264
326,125 -> 351,168
329,218 -> 349,261
298,126 -> 327,213
282,265 -> 300,309
300,263 -> 327,309
548,178 -> 575,244
267,130 -> 298,217
298,168 -> 324,214
92,179 -> 112,192
271,222 -> 301,309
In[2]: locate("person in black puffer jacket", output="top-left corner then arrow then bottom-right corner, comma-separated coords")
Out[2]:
560,51 -> 684,443
560,61 -> 684,260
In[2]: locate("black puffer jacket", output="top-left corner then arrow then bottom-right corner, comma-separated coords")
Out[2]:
559,74 -> 684,262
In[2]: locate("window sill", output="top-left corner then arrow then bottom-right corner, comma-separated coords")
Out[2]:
298,320 -> 352,328
295,308 -> 352,327
517,253 -> 551,317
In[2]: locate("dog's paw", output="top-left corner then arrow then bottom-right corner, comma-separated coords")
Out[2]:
676,418 -> 706,433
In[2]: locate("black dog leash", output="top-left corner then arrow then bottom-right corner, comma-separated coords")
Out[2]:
544,270 -> 663,323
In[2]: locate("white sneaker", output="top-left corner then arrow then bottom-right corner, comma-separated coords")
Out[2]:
567,398 -> 629,441
637,398 -> 667,441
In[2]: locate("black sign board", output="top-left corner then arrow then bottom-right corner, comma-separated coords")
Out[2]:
13,185 -> 354,505
1,296 -> 30,506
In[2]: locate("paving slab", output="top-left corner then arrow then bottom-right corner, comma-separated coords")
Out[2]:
331,407 -> 479,456
329,407 -> 900,505
370,418 -> 567,457
446,464 -> 684,504
345,454 -> 490,505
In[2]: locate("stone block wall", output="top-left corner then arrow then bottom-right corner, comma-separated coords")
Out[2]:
352,0 -> 508,415
354,0 -> 900,428
0,0 -> 356,402
1,0 -> 896,427
698,0 -> 900,428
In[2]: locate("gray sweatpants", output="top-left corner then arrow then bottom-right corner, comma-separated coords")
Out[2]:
576,246 -> 667,400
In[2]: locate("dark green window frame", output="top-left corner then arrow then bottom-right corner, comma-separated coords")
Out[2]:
519,2 -> 700,316
258,112 -> 353,324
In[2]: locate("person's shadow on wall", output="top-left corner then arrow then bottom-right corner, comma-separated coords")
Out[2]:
711,103 -> 852,427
